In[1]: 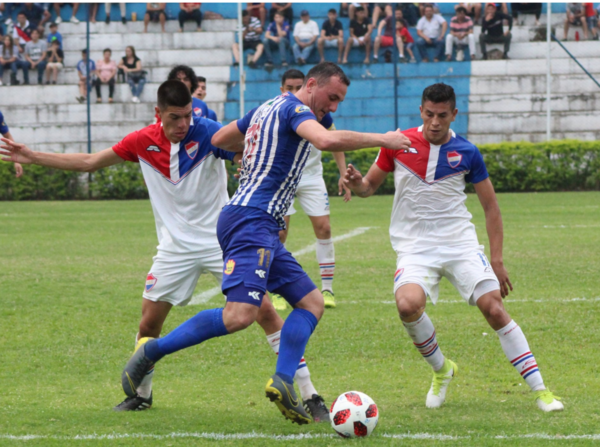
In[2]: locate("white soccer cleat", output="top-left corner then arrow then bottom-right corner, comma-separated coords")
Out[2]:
426,359 -> 457,409
534,389 -> 564,412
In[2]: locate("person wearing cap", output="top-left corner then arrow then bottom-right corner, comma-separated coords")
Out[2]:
292,9 -> 319,65
480,3 -> 512,60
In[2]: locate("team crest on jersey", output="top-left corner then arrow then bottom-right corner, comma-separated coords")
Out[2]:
394,268 -> 404,283
295,105 -> 311,114
185,141 -> 199,159
447,151 -> 462,168
145,273 -> 157,292
224,259 -> 236,275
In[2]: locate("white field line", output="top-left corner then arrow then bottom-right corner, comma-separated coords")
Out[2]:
344,297 -> 600,305
189,226 -> 375,305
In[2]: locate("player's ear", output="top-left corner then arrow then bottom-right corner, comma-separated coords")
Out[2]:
155,106 -> 161,120
452,108 -> 458,121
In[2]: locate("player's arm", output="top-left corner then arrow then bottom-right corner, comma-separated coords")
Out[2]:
343,162 -> 387,198
210,120 -> 245,153
0,138 -> 124,172
2,131 -> 23,178
474,178 -> 513,298
332,150 -> 351,202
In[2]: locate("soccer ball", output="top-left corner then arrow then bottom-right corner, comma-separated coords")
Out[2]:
330,391 -> 379,438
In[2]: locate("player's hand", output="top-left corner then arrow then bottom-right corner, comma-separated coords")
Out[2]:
492,261 -> 513,298
343,163 -> 363,190
381,129 -> 411,151
14,163 -> 23,178
0,138 -> 36,165
338,176 -> 352,202
233,153 -> 242,164
233,167 -> 244,179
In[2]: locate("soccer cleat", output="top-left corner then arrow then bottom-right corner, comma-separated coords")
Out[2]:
426,359 -> 458,408
303,394 -> 330,423
323,290 -> 336,309
113,393 -> 153,411
265,374 -> 312,425
121,338 -> 155,398
534,389 -> 564,412
271,294 -> 288,311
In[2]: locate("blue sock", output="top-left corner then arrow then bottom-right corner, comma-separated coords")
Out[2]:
276,308 -> 318,384
145,308 -> 228,362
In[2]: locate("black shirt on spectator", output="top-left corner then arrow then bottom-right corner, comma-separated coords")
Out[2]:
322,19 -> 343,37
46,48 -> 64,62
482,12 -> 512,37
350,18 -> 371,38
121,56 -> 141,70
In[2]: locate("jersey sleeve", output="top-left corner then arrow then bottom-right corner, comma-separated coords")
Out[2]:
375,147 -> 396,173
203,118 -> 236,162
236,107 -> 257,135
287,102 -> 316,132
192,97 -> 209,117
465,147 -> 489,184
0,112 -> 8,135
208,108 -> 218,122
112,131 -> 140,163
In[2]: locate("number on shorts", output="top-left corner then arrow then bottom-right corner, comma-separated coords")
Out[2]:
257,248 -> 271,268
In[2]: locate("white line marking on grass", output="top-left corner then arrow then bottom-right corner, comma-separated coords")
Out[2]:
189,226 -> 375,305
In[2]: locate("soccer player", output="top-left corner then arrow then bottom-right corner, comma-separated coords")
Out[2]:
0,109 -> 23,178
0,80 -> 328,420
343,83 -> 564,412
193,75 -> 218,122
167,65 -> 212,119
119,62 -> 411,424
270,69 -> 351,311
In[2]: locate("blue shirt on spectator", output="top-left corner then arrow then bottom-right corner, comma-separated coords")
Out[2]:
47,31 -> 63,49
77,58 -> 96,77
267,19 -> 290,38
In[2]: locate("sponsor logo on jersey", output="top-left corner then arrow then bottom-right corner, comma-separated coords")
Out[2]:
447,150 -> 462,168
146,145 -> 160,152
185,141 -> 199,159
402,148 -> 418,154
255,269 -> 266,279
295,105 -> 312,114
193,107 -> 203,116
224,259 -> 236,275
394,268 -> 404,283
248,291 -> 261,301
145,273 -> 157,292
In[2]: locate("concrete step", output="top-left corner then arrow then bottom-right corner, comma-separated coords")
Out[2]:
469,93 -> 600,113
469,130 -> 600,144
471,58 -> 600,76
469,111 -> 600,134
507,41 -> 600,60
470,74 -> 600,95
51,19 -> 237,35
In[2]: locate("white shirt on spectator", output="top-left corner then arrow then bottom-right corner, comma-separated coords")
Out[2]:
417,14 -> 446,39
244,16 -> 262,41
293,19 -> 319,40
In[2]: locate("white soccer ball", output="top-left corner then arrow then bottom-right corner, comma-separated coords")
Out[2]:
330,391 -> 379,438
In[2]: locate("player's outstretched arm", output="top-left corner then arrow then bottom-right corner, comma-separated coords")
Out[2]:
474,178 -> 513,298
0,138 -> 124,172
296,119 -> 411,153
343,163 -> 387,198
211,121 -> 245,153
332,151 -> 351,202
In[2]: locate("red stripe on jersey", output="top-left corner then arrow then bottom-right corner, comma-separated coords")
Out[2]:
381,128 -> 429,180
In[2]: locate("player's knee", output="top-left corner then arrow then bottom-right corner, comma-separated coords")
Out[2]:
395,291 -> 425,321
138,318 -> 163,338
256,299 -> 282,328
225,310 -> 257,333
315,223 -> 331,239
295,290 -> 324,320
478,292 -> 508,323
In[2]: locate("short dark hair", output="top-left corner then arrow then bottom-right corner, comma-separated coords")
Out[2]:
305,62 -> 350,87
81,49 -> 87,54
49,22 -> 57,27
197,76 -> 207,83
281,69 -> 305,85
355,6 -> 365,13
274,10 -> 284,17
157,80 -> 192,110
328,8 -> 337,14
242,10 -> 249,17
422,83 -> 456,110
455,6 -> 467,14
167,65 -> 199,94
103,48 -> 112,54
424,4 -> 434,10
17,12 -> 25,16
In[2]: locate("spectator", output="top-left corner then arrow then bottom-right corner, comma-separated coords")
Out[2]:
144,3 -> 166,33
53,3 -> 80,24
0,109 -> 23,177
419,2 -> 440,16
13,12 -> 34,50
373,8 -> 403,63
46,22 -> 63,49
445,6 -> 476,61
23,29 -> 48,84
232,10 -> 263,68
0,3 -> 7,35
247,3 -> 266,26
263,10 -> 291,68
397,18 -> 416,63
44,38 -> 63,84
105,2 -> 127,25
480,3 -> 512,59
510,3 -> 542,26
88,3 -> 100,23
178,3 -> 202,32
415,4 -> 447,62
20,3 -> 50,36
340,3 -> 369,20
563,2 -> 589,40
370,3 -> 392,28
292,9 -> 319,65
0,35 -> 26,86
193,75 -> 218,121
399,3 -> 420,26
118,45 -> 145,103
167,65 -> 210,118
342,5 -> 372,64
76,49 -> 96,103
269,3 -> 293,25
94,48 -> 117,103
587,3 -> 599,40
318,8 -> 343,63
455,3 -> 482,24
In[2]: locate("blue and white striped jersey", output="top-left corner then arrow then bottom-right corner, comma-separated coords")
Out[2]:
228,92 -> 317,227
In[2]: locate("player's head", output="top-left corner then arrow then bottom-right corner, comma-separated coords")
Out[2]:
355,6 -> 366,19
194,75 -> 207,100
167,65 -> 199,94
156,80 -> 193,143
302,62 -> 350,121
420,83 -> 458,145
280,69 -> 304,94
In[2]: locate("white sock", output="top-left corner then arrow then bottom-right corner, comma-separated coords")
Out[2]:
267,331 -> 317,401
497,320 -> 545,391
316,238 -> 335,293
403,313 -> 446,371
135,334 -> 154,399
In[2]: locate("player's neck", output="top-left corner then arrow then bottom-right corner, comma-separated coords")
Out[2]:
424,130 -> 452,146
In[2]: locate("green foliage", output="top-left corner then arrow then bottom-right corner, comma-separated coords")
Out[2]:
90,163 -> 149,200
0,161 -> 84,200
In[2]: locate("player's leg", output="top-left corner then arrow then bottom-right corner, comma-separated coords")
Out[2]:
272,213 -> 292,311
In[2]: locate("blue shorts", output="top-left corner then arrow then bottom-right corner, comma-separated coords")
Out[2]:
217,205 -> 317,307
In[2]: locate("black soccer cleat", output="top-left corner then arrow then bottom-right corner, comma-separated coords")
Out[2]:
304,394 -> 330,423
113,393 -> 153,411
265,374 -> 312,425
121,345 -> 154,398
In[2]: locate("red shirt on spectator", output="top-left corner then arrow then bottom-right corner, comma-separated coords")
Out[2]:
397,27 -> 414,43
584,3 -> 595,17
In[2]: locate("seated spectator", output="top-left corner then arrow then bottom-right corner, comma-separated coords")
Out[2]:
144,3 -> 167,33
445,6 -> 475,61
89,3 -> 100,23
342,5 -> 372,64
415,4 -> 446,62
53,3 -> 80,24
455,3 -> 482,24
397,18 -> 416,63
44,37 -> 63,84
232,10 -> 263,68
318,8 -> 343,63
269,3 -> 293,25
292,9 -> 319,65
193,75 -> 218,121
94,48 -> 117,103
564,2 -> 588,40
340,3 -> 368,20
23,29 -> 48,84
0,4 -> 7,35
76,49 -> 96,103
370,3 -> 392,28
480,3 -> 512,59
263,10 -> 291,68
399,3 -> 420,26
20,3 -> 50,36
588,3 -> 599,40
118,45 -> 145,103
419,2 -> 440,16
13,12 -> 35,50
247,3 -> 266,26
178,3 -> 202,32
105,2 -> 127,25
0,35 -> 26,86
46,22 -> 63,49
373,8 -> 403,63
510,3 -> 542,26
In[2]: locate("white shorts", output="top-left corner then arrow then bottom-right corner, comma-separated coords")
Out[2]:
323,38 -> 340,47
351,36 -> 367,46
143,245 -> 223,307
287,175 -> 330,217
393,247 -> 500,306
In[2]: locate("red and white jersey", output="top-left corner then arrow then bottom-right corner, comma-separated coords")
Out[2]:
376,126 -> 489,256
113,117 -> 235,254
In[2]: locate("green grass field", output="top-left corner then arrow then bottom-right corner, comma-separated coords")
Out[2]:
1,192 -> 599,446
